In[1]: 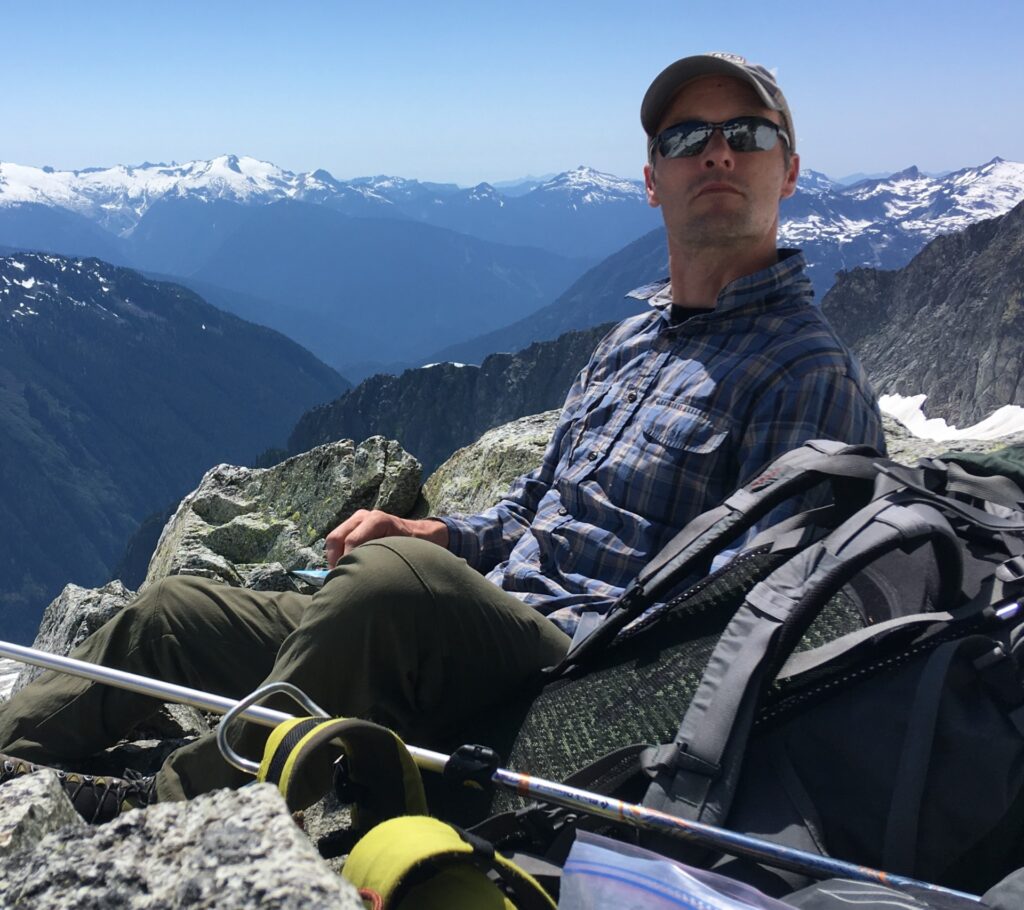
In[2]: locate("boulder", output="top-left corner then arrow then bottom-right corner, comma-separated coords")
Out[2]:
9,581 -> 135,696
421,410 -> 560,515
0,783 -> 364,909
0,770 -> 84,858
145,437 -> 422,590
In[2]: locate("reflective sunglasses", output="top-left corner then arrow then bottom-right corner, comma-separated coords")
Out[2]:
654,116 -> 790,160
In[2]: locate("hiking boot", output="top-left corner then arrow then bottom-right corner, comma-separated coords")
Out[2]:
1,752 -> 156,824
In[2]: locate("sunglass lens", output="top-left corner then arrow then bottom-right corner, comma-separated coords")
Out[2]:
723,119 -> 778,153
660,123 -> 711,158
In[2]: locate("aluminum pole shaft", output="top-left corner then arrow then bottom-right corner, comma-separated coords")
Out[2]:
0,639 -> 291,728
0,639 -> 980,902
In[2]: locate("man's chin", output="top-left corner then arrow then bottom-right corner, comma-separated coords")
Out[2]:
680,215 -> 761,247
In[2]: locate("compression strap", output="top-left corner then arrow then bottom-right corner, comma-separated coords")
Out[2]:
343,815 -> 557,909
257,716 -> 427,828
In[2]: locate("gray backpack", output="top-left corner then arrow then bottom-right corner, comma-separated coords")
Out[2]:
466,440 -> 1024,898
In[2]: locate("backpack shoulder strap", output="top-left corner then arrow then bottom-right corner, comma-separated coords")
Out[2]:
641,495 -> 965,827
555,441 -> 885,673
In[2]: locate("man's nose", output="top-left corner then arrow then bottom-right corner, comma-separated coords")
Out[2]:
701,129 -> 734,169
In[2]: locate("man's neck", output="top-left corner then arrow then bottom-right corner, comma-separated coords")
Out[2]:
667,242 -> 780,308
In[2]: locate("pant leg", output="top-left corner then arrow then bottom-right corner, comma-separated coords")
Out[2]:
158,537 -> 570,803
0,575 -> 304,764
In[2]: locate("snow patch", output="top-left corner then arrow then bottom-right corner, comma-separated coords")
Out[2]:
880,394 -> 1024,440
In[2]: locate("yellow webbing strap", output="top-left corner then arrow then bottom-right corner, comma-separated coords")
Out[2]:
256,716 -> 427,826
343,815 -> 557,910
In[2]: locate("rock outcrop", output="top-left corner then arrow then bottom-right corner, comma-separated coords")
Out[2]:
10,581 -> 135,695
0,770 -> 82,859
288,325 -> 612,474
823,200 -> 1024,427
421,410 -> 560,515
145,437 -> 422,590
4,436 -> 422,718
0,778 -> 363,908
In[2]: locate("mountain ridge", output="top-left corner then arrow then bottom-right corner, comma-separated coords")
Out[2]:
821,198 -> 1024,427
0,251 -> 348,643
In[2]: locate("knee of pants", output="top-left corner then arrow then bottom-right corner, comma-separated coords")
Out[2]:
305,539 -> 438,638
127,574 -> 220,640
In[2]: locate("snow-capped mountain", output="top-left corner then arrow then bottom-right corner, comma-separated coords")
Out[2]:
0,156 -> 377,235
432,159 -> 1024,367
780,157 -> 1024,294
0,158 -> 647,242
3,153 -> 1023,374
530,166 -> 645,205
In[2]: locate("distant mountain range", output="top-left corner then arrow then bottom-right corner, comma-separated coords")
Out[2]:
0,158 -> 662,377
438,158 -> 1024,361
1,156 -> 1023,379
0,157 -> 656,260
0,252 -> 347,643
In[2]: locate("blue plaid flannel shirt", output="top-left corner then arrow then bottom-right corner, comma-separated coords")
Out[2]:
440,250 -> 886,638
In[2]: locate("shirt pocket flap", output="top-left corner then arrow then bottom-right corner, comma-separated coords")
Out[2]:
642,402 -> 728,454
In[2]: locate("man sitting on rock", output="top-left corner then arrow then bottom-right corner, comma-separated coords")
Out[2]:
0,52 -> 886,821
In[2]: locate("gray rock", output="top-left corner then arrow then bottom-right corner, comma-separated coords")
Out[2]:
10,580 -> 136,696
423,410 -> 559,515
0,784 -> 364,909
240,561 -> 304,593
881,415 -> 1024,465
823,200 -> 1024,426
145,438 -> 421,590
0,770 -> 84,858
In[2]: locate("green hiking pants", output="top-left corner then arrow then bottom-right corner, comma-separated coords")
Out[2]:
0,537 -> 570,803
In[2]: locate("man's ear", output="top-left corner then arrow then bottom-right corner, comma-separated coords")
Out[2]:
644,162 -> 660,208
780,152 -> 800,200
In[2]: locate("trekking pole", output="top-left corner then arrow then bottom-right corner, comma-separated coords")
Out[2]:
0,639 -> 981,904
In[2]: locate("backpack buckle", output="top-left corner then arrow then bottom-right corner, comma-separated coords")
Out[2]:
443,743 -> 501,790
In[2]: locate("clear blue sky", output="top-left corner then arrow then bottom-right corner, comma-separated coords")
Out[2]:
2,0 -> 1021,185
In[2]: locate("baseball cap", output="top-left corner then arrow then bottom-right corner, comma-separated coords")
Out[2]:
641,52 -> 795,151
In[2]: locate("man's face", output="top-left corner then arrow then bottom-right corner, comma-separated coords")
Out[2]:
643,75 -> 799,251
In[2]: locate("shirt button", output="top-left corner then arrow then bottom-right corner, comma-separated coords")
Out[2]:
588,451 -> 599,461
557,507 -> 568,516
627,391 -> 637,403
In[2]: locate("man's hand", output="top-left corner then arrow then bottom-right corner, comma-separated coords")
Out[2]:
324,510 -> 449,568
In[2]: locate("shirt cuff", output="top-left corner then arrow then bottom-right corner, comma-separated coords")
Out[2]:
433,515 -> 482,566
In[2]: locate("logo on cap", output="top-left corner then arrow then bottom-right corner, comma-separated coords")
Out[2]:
709,52 -> 748,65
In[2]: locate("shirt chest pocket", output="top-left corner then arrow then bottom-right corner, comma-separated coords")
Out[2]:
641,401 -> 728,454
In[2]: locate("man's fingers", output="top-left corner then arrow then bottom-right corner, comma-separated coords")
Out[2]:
325,510 -> 409,566
325,509 -> 369,568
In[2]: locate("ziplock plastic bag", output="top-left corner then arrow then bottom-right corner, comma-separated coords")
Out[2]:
558,831 -> 794,910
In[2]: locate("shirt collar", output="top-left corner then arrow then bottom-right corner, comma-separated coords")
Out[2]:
626,248 -> 812,317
